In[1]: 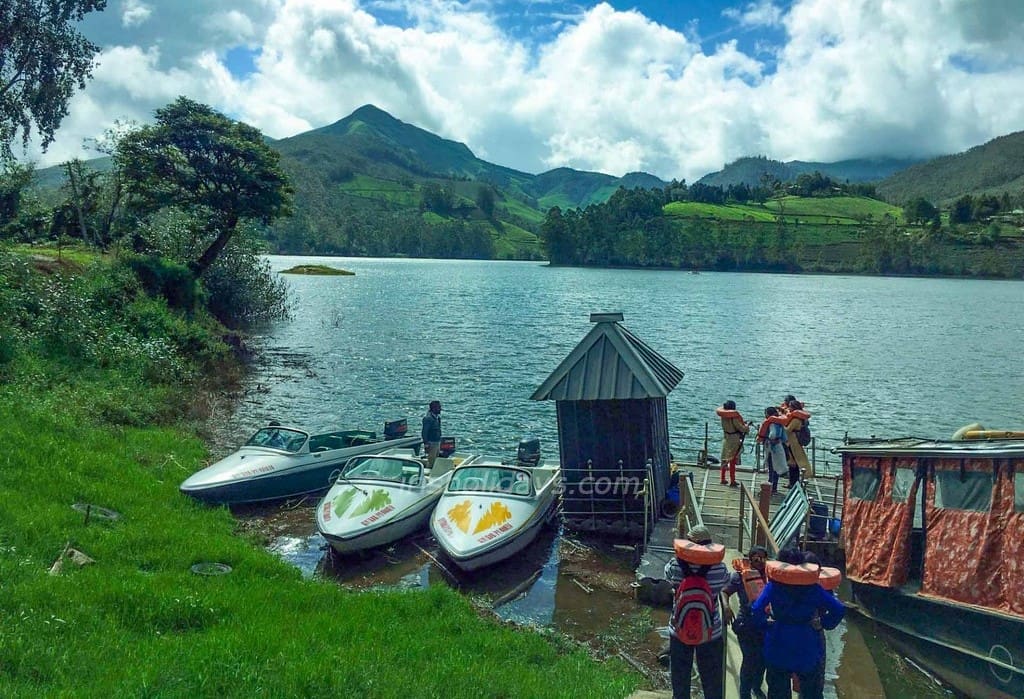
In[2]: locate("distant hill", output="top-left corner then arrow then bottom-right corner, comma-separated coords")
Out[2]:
875,130 -> 1024,206
697,155 -> 921,188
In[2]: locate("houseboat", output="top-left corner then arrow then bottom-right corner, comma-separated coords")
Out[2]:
835,434 -> 1024,698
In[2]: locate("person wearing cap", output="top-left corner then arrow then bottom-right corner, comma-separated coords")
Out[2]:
664,525 -> 730,699
722,545 -> 770,699
421,400 -> 442,469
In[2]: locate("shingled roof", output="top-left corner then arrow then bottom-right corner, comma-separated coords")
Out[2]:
531,312 -> 684,401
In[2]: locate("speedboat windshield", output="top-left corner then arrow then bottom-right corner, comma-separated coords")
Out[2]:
449,466 -> 532,496
246,427 -> 307,453
343,456 -> 423,485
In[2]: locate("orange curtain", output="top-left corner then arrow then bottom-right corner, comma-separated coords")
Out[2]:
843,456 -> 918,588
920,458 -> 1006,612
999,460 -> 1024,617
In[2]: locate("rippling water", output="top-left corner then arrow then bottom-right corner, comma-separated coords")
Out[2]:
228,256 -> 1023,462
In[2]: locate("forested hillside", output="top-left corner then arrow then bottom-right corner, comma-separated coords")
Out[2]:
876,131 -> 1024,205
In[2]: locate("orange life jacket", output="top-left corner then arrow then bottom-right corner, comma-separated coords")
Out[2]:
756,415 -> 787,441
766,560 -> 820,585
731,557 -> 767,604
786,409 -> 811,425
674,539 -> 726,565
818,566 -> 842,591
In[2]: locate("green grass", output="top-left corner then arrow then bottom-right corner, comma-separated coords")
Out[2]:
663,196 -> 904,225
337,174 -> 420,206
280,264 -> 354,275
0,375 -> 639,698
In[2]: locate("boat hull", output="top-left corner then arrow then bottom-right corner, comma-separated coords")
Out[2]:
851,581 -> 1024,699
436,495 -> 557,572
180,435 -> 421,504
321,495 -> 439,554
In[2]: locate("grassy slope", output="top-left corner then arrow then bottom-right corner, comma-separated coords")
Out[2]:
664,196 -> 901,224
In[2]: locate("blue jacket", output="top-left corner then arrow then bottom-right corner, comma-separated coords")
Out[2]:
751,581 -> 845,673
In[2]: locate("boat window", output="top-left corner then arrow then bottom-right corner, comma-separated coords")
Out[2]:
246,427 -> 307,453
934,470 -> 992,512
449,466 -> 532,495
891,469 -> 917,503
850,467 -> 881,501
343,457 -> 406,483
1015,472 -> 1024,513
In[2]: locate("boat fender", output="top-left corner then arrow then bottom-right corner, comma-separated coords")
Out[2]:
766,560 -> 820,585
951,422 -> 984,440
818,566 -> 842,591
674,539 -> 726,565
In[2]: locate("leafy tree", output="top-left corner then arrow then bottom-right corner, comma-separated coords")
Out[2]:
118,97 -> 292,277
0,0 -> 106,161
475,184 -> 496,219
904,197 -> 938,226
949,195 -> 974,224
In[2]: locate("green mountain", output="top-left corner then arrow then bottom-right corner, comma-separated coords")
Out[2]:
697,155 -> 921,187
875,131 -> 1024,205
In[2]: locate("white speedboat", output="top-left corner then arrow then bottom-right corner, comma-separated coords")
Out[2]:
180,419 -> 420,505
430,445 -> 560,572
317,448 -> 481,554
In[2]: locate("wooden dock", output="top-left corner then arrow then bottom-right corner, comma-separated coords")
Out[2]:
630,464 -> 845,698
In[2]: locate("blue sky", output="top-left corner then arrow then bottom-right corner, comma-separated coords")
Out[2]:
27,0 -> 1024,182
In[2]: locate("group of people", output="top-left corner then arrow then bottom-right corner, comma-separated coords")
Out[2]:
716,395 -> 813,493
666,526 -> 844,699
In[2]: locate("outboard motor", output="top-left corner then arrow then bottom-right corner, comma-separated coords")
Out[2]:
383,419 -> 408,439
439,436 -> 456,458
516,436 -> 541,467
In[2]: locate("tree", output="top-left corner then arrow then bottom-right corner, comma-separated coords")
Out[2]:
118,97 -> 292,277
475,184 -> 496,220
904,197 -> 938,226
0,0 -> 106,161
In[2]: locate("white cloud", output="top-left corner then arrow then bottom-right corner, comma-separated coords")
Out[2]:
24,0 -> 1024,184
121,0 -> 153,27
723,1 -> 783,29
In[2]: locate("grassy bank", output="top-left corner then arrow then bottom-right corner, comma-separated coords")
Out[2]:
0,249 -> 640,697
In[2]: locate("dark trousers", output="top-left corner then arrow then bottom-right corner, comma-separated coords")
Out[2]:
766,666 -> 823,699
788,465 -> 800,488
670,634 -> 724,699
767,468 -> 779,492
737,632 -> 766,698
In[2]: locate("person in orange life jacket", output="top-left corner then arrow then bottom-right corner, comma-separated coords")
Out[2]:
784,399 -> 813,482
778,394 -> 796,416
751,548 -> 845,699
722,545 -> 770,699
756,407 -> 788,494
802,551 -> 841,699
717,400 -> 751,487
665,525 -> 730,699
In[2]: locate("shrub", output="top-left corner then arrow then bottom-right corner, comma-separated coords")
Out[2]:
125,255 -> 201,312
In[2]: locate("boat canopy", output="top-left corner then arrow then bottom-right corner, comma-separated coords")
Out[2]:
839,441 -> 1024,618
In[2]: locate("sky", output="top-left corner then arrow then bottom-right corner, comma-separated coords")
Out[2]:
19,0 -> 1024,183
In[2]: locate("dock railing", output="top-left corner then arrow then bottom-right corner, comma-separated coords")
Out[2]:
736,483 -> 781,556
675,424 -> 844,478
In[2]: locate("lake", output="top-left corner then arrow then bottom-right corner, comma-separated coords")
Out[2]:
222,257 -> 1013,697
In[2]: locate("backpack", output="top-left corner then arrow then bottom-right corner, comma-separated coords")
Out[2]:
796,419 -> 812,447
670,566 -> 716,646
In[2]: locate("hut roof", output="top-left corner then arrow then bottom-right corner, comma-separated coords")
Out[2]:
531,313 -> 684,401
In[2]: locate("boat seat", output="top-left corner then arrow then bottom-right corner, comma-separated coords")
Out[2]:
460,477 -> 485,491
430,458 -> 452,478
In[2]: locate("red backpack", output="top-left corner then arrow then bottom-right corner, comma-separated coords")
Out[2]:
670,567 -> 716,645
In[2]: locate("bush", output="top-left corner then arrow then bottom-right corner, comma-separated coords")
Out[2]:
202,238 -> 290,326
125,254 -> 201,312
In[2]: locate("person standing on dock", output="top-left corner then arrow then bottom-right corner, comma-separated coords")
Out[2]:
783,400 -> 813,482
723,546 -> 770,699
751,549 -> 845,699
421,400 -> 442,469
757,407 -> 788,494
665,525 -> 730,699
716,400 -> 750,487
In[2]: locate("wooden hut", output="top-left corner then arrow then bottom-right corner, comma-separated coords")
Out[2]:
531,312 -> 683,540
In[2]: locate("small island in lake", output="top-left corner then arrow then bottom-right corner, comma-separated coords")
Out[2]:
280,265 -> 354,275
